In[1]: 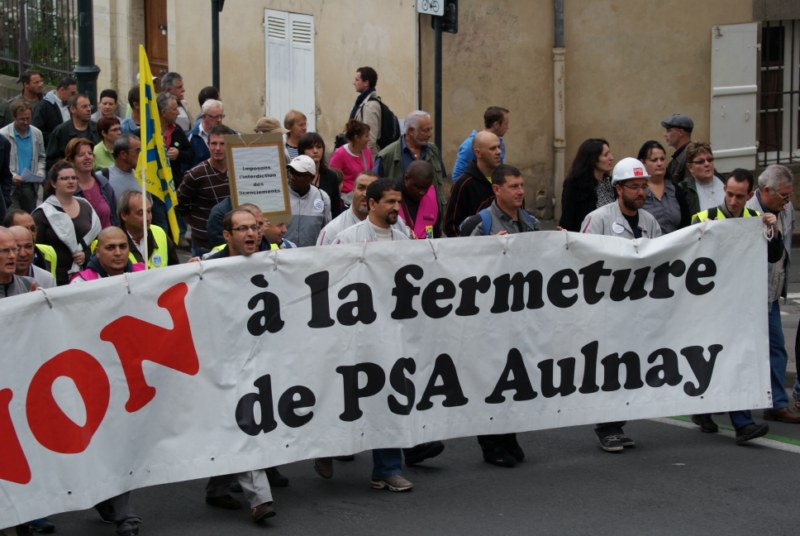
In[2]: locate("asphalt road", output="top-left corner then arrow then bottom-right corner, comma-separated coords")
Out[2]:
40,416 -> 800,536
8,243 -> 800,536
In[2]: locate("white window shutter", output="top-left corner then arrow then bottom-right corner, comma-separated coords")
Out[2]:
710,23 -> 758,172
290,14 -> 316,131
264,9 -> 315,131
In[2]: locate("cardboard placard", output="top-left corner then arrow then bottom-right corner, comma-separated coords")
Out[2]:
225,133 -> 292,223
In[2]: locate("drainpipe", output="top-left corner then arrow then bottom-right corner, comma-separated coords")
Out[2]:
552,0 -> 565,221
211,0 -> 224,89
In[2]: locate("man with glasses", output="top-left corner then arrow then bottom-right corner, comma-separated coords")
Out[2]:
3,209 -> 57,278
8,225 -> 55,288
0,225 -> 49,532
187,99 -> 225,168
745,165 -> 800,424
581,157 -> 661,452
200,208 -> 277,525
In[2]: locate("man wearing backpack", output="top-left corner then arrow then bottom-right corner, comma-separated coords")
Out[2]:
458,165 -> 538,467
352,66 -> 384,155
460,164 -> 539,237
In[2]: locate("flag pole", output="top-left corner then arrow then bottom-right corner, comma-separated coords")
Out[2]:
139,45 -> 149,270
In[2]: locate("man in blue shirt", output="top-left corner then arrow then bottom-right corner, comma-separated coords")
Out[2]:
0,100 -> 46,213
451,106 -> 509,181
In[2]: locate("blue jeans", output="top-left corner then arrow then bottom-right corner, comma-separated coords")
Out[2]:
768,301 -> 789,409
372,448 -> 402,479
728,410 -> 753,430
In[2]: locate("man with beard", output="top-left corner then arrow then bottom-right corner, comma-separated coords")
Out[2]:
581,157 -> 661,452
330,178 -> 414,491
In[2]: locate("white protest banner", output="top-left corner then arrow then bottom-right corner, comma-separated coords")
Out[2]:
0,219 -> 770,527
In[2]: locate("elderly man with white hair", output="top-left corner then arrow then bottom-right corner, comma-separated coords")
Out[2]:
187,98 -> 225,168
374,110 -> 447,217
745,164 -> 800,424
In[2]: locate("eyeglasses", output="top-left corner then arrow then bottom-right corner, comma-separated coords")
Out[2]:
231,225 -> 260,233
770,188 -> 793,202
622,183 -> 649,192
0,246 -> 19,256
691,157 -> 714,165
206,114 -> 225,121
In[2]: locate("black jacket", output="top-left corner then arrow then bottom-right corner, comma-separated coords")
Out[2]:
444,160 -> 494,237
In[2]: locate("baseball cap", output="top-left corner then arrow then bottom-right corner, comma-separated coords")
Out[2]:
660,113 -> 694,132
287,155 -> 316,175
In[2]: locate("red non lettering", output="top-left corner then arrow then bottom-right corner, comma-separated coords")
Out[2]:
26,350 -> 110,453
100,283 -> 199,413
0,388 -> 31,484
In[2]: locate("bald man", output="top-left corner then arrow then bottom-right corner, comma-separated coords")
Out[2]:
70,227 -> 144,282
444,130 -> 503,236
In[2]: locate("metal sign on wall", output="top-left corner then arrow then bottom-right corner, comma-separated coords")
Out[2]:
417,0 -> 444,17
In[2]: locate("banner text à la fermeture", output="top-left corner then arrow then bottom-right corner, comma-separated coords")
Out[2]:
247,257 -> 717,334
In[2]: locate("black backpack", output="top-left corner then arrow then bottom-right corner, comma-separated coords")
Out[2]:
365,95 -> 401,150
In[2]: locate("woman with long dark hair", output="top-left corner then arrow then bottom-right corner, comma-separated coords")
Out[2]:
558,138 -> 614,231
298,132 -> 343,218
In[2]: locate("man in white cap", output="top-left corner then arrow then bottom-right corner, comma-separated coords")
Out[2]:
284,155 -> 331,247
661,113 -> 694,184
581,157 -> 661,452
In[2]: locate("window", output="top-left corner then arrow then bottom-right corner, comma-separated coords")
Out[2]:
758,20 -> 800,166
264,10 -> 316,131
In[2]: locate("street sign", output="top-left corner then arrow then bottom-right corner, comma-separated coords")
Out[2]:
417,0 -> 444,17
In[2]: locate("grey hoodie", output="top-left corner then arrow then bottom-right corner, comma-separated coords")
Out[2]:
43,89 -> 70,122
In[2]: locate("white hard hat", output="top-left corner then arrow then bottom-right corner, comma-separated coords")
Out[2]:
611,157 -> 650,184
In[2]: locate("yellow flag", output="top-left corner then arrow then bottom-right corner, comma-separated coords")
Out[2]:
137,44 -> 179,243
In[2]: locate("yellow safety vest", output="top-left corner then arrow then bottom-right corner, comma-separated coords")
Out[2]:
138,225 -> 170,269
90,225 -> 170,269
35,243 -> 58,279
692,206 -> 759,223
